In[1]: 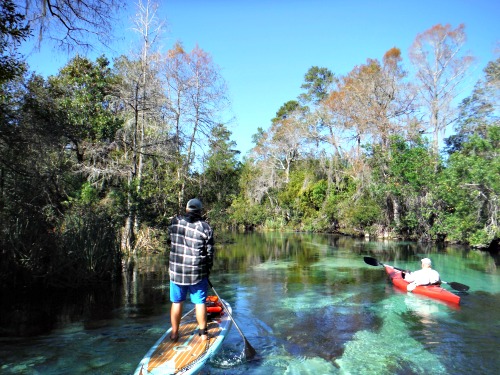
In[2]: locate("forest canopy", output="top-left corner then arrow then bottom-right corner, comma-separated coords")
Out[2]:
1,1 -> 498,288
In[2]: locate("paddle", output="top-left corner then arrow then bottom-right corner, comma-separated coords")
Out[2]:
363,256 -> 470,292
208,279 -> 257,360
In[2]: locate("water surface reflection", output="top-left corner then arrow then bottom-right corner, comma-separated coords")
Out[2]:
0,232 -> 499,374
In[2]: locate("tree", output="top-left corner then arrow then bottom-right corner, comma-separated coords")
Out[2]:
162,42 -> 228,211
252,100 -> 309,184
17,0 -> 124,50
271,99 -> 303,124
298,66 -> 341,158
437,59 -> 499,247
314,48 -> 416,209
336,48 -> 415,154
0,73 -> 66,286
409,23 -> 475,155
227,160 -> 267,230
48,55 -> 122,162
0,0 -> 30,83
0,0 -> 31,214
0,66 -> 123,287
112,0 -> 165,252
201,124 -> 241,226
436,128 -> 499,247
299,66 -> 335,105
369,136 -> 437,238
445,58 -> 500,153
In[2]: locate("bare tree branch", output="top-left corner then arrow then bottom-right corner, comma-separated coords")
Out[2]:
20,0 -> 125,51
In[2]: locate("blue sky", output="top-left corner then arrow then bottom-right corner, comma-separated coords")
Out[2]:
23,0 -> 499,157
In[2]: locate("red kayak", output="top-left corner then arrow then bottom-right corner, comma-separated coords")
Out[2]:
384,265 -> 460,305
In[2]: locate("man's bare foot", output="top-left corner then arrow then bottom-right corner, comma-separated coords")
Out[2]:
198,328 -> 209,341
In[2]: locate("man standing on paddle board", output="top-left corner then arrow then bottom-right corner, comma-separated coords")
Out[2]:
168,198 -> 214,341
404,258 -> 440,292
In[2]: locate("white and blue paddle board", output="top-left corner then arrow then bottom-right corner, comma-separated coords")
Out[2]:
134,299 -> 232,375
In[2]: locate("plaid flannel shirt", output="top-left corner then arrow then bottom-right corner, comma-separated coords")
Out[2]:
168,214 -> 214,285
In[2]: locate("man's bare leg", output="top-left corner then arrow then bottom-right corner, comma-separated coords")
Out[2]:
170,302 -> 183,340
195,303 -> 208,340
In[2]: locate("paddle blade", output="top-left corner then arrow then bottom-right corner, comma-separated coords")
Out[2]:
208,279 -> 257,360
363,256 -> 381,267
243,338 -> 257,359
446,281 -> 470,292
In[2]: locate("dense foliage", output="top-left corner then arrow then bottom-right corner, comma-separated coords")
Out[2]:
0,3 -> 498,289
232,57 -> 499,249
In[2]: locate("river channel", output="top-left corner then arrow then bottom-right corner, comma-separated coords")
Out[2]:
0,232 -> 499,374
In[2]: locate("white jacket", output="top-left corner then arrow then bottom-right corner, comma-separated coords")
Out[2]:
405,268 -> 440,285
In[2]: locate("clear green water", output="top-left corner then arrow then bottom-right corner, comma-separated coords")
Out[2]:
0,233 -> 499,374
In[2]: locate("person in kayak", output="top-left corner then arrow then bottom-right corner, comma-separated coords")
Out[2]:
168,198 -> 214,341
404,258 -> 441,292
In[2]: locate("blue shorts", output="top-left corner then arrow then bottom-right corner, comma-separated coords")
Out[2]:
170,278 -> 208,304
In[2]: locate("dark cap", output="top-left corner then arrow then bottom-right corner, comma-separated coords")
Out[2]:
186,198 -> 203,212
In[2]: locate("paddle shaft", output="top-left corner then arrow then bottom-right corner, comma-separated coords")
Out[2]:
208,280 -> 257,359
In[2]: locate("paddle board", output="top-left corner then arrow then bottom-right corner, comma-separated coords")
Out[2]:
134,297 -> 232,375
